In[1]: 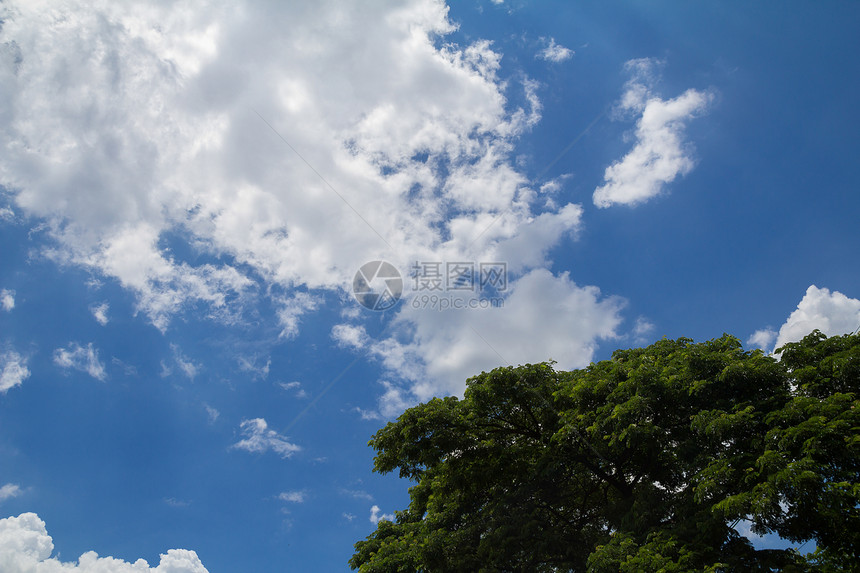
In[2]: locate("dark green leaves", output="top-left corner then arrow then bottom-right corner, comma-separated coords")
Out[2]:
351,333 -> 860,572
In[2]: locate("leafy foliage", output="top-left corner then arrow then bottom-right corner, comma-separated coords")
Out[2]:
350,331 -> 860,572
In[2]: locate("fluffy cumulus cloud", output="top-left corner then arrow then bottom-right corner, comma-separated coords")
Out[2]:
593,58 -> 712,208
0,513 -> 209,573
767,285 -> 860,353
0,0 -> 642,405
232,418 -> 300,458
0,0 -> 537,319
1,350 -> 30,393
338,268 -> 625,412
53,342 -> 107,380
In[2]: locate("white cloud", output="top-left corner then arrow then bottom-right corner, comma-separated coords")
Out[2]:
380,379 -> 420,419
632,316 -> 656,344
90,302 -> 109,325
331,324 -> 370,350
339,488 -> 374,501
170,344 -> 200,381
0,513 -> 209,572
203,403 -> 220,424
734,519 -> 765,542
0,350 -> 30,393
0,0 -> 543,329
349,268 -> 625,411
0,484 -> 21,502
747,328 -> 777,351
232,418 -> 300,458
593,58 -> 712,208
355,406 -> 382,421
375,380 -> 419,420
53,342 -> 107,381
0,0 -> 631,412
278,381 -> 308,399
537,38 -> 573,63
112,357 -> 138,377
770,285 -> 860,353
238,356 -> 270,380
494,203 -> 583,273
275,293 -> 320,340
164,497 -> 191,508
369,505 -> 395,525
0,289 -> 14,312
278,491 -> 306,503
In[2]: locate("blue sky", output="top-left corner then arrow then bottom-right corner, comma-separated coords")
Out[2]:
1,1 -> 859,570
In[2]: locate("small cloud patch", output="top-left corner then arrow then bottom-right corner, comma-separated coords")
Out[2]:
537,38 -> 573,62
232,418 -> 300,458
53,342 -> 106,381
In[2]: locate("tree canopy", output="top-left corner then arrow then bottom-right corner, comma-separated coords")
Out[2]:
349,331 -> 860,572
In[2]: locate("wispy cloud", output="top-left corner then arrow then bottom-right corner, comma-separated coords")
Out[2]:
0,289 -> 14,312
203,403 -> 220,424
632,316 -> 656,344
278,381 -> 308,399
0,483 -> 22,502
175,350 -> 200,381
593,58 -> 712,208
0,350 -> 30,393
232,418 -> 300,458
339,488 -> 374,501
537,38 -> 573,62
53,342 -> 106,381
161,344 -> 201,381
278,491 -> 306,503
747,328 -> 777,352
164,497 -> 191,508
238,356 -> 271,380
111,357 -> 138,377
90,302 -> 109,325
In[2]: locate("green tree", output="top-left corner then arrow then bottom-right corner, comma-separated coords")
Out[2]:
349,331 -> 860,572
